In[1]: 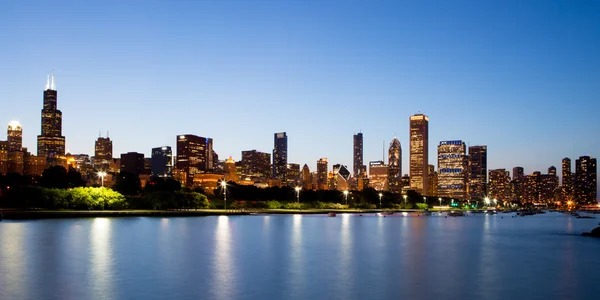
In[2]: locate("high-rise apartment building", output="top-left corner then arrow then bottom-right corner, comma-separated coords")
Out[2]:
37,73 -> 66,164
468,145 -> 487,199
488,169 -> 511,201
562,158 -> 573,199
513,167 -> 524,181
437,140 -> 467,199
388,138 -> 401,193
120,152 -> 145,175
410,114 -> 429,195
353,133 -> 363,177
522,172 -> 542,203
241,150 -> 271,179
176,134 -> 214,186
286,163 -> 300,187
7,121 -> 22,152
575,156 -> 597,204
317,158 -> 328,190
369,160 -> 388,191
151,146 -> 173,178
302,164 -> 312,190
272,132 -> 288,181
428,165 -> 438,197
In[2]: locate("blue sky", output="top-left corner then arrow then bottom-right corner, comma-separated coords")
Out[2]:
1,0 -> 599,183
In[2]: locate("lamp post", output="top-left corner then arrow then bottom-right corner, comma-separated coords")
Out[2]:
403,194 -> 407,207
493,198 -> 497,207
295,187 -> 301,203
97,171 -> 107,187
379,193 -> 383,209
484,197 -> 490,208
439,197 -> 442,207
424,196 -> 427,207
221,181 -> 227,210
343,190 -> 349,206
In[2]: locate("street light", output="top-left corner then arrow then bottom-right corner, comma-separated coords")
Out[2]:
97,171 -> 107,187
295,187 -> 301,203
221,181 -> 227,210
484,197 -> 490,207
343,190 -> 349,206
439,197 -> 442,207
403,195 -> 407,207
493,198 -> 498,207
379,193 -> 383,209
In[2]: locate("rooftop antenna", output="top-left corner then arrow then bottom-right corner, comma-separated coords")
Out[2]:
382,140 -> 385,161
45,73 -> 50,90
107,130 -> 109,138
99,130 -> 101,138
50,70 -> 56,90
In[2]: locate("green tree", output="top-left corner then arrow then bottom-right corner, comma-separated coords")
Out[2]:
113,171 -> 142,196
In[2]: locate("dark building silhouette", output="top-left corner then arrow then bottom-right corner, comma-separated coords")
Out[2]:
151,146 -> 173,177
241,150 -> 271,179
95,137 -> 113,161
575,156 -> 597,204
562,158 -> 573,199
388,137 -> 402,193
120,152 -> 145,175
353,132 -> 363,177
512,167 -> 524,181
176,134 -> 214,186
272,132 -> 288,181
468,145 -> 487,199
37,73 -> 66,164
410,114 -> 429,195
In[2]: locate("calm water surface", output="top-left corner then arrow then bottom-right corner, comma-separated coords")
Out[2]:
1,212 -> 599,300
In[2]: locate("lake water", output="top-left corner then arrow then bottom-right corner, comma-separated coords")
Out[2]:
1,212 -> 599,300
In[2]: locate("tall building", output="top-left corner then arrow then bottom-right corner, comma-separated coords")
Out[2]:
575,156 -> 597,204
437,140 -> 467,199
561,158 -> 573,200
95,137 -> 113,161
151,146 -> 173,178
410,114 -> 429,195
353,132 -> 363,177
317,158 -> 328,190
539,170 -> 559,203
468,145 -> 487,199
488,169 -> 511,201
428,165 -> 438,197
369,160 -> 388,191
7,121 -> 22,152
286,163 -> 300,187
37,73 -> 66,164
176,134 -> 214,186
388,138 -> 402,193
120,152 -> 145,175
522,172 -> 542,203
272,132 -> 288,181
241,150 -> 271,179
302,164 -> 312,190
224,157 -> 238,183
513,167 -> 524,181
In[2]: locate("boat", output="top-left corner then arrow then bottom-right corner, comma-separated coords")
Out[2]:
517,210 -> 535,216
486,210 -> 497,215
448,211 -> 465,217
328,212 -> 337,217
576,215 -> 595,219
571,212 -> 580,217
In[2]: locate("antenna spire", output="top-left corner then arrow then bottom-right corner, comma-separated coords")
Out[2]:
50,71 -> 56,90
45,73 -> 50,90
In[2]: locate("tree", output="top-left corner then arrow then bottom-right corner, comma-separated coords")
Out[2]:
144,176 -> 182,193
113,171 -> 142,196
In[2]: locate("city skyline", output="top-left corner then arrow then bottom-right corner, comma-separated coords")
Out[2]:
1,0 -> 599,181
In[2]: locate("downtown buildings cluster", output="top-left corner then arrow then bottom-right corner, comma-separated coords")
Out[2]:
0,75 -> 597,204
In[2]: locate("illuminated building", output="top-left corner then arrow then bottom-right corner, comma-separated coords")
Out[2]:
561,158 -> 573,199
410,114 -> 429,195
241,150 -> 271,179
286,163 -> 300,187
317,158 -> 328,190
428,165 -> 438,196
332,164 -> 351,191
388,138 -> 402,193
522,172 -> 541,203
192,173 -> 224,194
94,136 -> 113,169
512,167 -> 524,181
488,169 -> 511,201
369,160 -> 388,191
23,151 -> 46,176
401,174 -> 410,194
151,146 -> 173,178
176,134 -> 214,186
224,157 -> 238,183
353,132 -> 363,177
302,164 -> 312,190
37,72 -> 66,165
0,149 -> 7,174
272,132 -> 288,181
120,152 -> 145,175
7,151 -> 24,174
468,145 -> 487,199
539,169 -> 559,203
437,140 -> 467,199
575,156 -> 597,204
7,121 -> 22,152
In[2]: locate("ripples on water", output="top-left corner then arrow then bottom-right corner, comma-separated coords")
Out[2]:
1,213 -> 599,300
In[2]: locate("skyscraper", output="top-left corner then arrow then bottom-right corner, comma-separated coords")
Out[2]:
369,160 -> 388,191
575,156 -> 597,204
353,132 -> 363,177
151,146 -> 173,178
317,158 -> 328,190
388,138 -> 402,193
302,164 -> 312,190
562,158 -> 573,199
513,167 -> 524,181
428,165 -> 438,196
488,169 -> 511,201
224,157 -> 238,183
410,114 -> 429,195
176,134 -> 213,186
120,152 -> 145,176
7,121 -> 22,152
241,150 -> 271,179
37,72 -> 66,164
437,140 -> 467,199
272,132 -> 288,181
286,163 -> 300,187
95,137 -> 113,161
468,145 -> 487,199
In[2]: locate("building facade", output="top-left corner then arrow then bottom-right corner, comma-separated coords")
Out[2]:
388,138 -> 402,193
575,156 -> 597,204
437,140 -> 467,199
120,152 -> 145,175
410,114 -> 429,195
272,132 -> 288,181
241,150 -> 271,179
468,145 -> 487,199
353,132 -> 363,177
427,165 -> 438,197
317,158 -> 328,190
151,146 -> 173,178
562,158 -> 573,200
286,163 -> 300,187
7,121 -> 22,152
37,73 -> 66,165
488,169 -> 511,201
176,134 -> 214,186
369,160 -> 388,191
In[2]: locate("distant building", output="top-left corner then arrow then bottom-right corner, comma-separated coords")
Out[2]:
151,146 -> 173,177
388,138 -> 402,193
468,145 -> 487,199
522,172 -> 542,203
410,114 -> 429,195
369,160 -> 388,191
286,163 -> 300,187
332,164 -> 351,191
317,158 -> 328,190
23,151 -> 46,176
427,165 -> 438,197
272,132 -> 288,181
302,164 -> 312,190
7,121 -> 22,152
176,134 -> 214,186
241,150 -> 271,179
401,174 -> 411,194
512,167 -> 524,181
539,170 -> 559,203
120,152 -> 145,175
7,151 -> 24,174
437,140 -> 467,199
37,73 -> 66,165
562,158 -> 573,200
224,157 -> 238,183
0,149 -> 8,174
353,133 -> 363,177
488,169 -> 511,201
575,156 -> 597,204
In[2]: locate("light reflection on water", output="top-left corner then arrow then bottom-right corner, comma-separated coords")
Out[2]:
0,213 -> 599,300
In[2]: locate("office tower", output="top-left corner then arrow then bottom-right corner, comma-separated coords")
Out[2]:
272,132 -> 288,181
539,169 -> 559,203
513,167 -> 524,181
562,158 -> 573,199
410,114 -> 429,195
437,140 -> 467,199
302,164 -> 312,190
37,73 -> 66,164
548,166 -> 556,176
94,137 -> 113,161
151,146 -> 173,178
7,121 -> 22,152
23,151 -> 46,176
120,152 -> 145,175
241,150 -> 271,179
401,174 -> 411,193
332,164 -> 350,191
224,157 -> 238,183
369,160 -> 388,191
388,138 -> 402,193
428,165 -> 438,197
522,172 -> 542,203
488,169 -> 511,201
286,163 -> 300,187
353,132 -> 363,177
468,145 -> 487,199
575,156 -> 597,204
317,158 -> 328,190
176,134 -> 214,186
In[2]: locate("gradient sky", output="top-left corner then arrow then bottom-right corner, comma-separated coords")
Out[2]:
1,1 -> 599,187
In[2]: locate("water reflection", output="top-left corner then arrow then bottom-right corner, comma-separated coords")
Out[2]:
90,218 -> 114,299
0,224 -> 28,299
337,214 -> 353,298
288,214 -> 304,298
212,216 -> 233,300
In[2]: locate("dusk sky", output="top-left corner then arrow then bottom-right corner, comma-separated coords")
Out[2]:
1,0 -> 599,182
